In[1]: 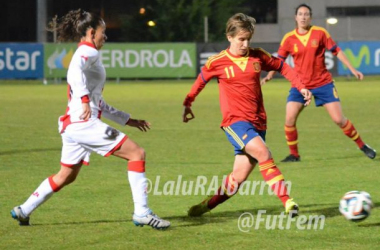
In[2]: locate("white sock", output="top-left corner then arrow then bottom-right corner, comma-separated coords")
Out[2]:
128,171 -> 149,216
20,178 -> 55,217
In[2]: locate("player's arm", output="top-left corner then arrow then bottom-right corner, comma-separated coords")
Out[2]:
324,30 -> 363,80
261,70 -> 276,85
68,50 -> 93,120
279,63 -> 312,106
336,51 -> 364,80
183,68 -> 213,123
261,50 -> 311,106
100,99 -> 150,132
261,37 -> 289,85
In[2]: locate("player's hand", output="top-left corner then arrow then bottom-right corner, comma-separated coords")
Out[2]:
260,75 -> 272,86
126,118 -> 151,132
300,89 -> 312,106
352,69 -> 364,80
80,103 -> 91,120
183,106 -> 195,123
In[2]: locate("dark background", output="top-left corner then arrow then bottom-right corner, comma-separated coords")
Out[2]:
0,0 -> 278,42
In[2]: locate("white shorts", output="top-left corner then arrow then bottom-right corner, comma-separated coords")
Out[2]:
60,118 -> 128,167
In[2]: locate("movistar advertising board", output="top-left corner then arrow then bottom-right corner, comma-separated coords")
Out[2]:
44,43 -> 196,78
338,41 -> 380,75
0,43 -> 43,79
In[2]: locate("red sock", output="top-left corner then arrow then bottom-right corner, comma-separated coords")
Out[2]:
259,159 -> 289,206
48,175 -> 61,192
285,125 -> 299,157
208,173 -> 239,209
341,120 -> 365,148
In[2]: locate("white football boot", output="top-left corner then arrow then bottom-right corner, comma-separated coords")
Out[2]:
132,210 -> 170,230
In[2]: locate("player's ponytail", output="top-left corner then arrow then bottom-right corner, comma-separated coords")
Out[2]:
48,9 -> 103,42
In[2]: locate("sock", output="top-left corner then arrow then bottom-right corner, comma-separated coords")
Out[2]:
20,175 -> 60,217
341,120 -> 365,148
127,160 -> 149,216
285,125 -> 299,157
208,173 -> 239,209
259,159 -> 289,206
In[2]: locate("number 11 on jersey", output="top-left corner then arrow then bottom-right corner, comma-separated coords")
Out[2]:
225,66 -> 235,78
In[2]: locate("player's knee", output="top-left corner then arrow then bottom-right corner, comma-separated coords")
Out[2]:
65,174 -> 78,185
130,146 -> 146,161
334,117 -> 346,127
137,147 -> 146,160
285,119 -> 296,127
247,147 -> 271,163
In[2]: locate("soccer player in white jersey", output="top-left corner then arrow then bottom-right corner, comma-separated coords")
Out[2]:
10,9 -> 170,230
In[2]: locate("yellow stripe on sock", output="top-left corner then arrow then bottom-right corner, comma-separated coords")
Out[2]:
351,133 -> 359,141
342,121 -> 352,131
259,165 -> 275,171
284,126 -> 296,132
287,140 -> 298,146
267,175 -> 284,186
259,162 -> 275,170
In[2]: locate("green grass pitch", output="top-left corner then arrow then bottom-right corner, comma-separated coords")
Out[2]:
1,77 -> 379,249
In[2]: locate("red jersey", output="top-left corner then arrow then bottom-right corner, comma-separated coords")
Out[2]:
183,48 -> 305,130
277,25 -> 341,89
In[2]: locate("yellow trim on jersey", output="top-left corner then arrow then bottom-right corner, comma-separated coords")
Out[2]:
224,126 -> 245,149
252,47 -> 272,58
205,50 -> 227,69
224,52 -> 249,72
281,26 -> 331,48
280,30 -> 296,46
312,26 -> 331,39
267,175 -> 284,186
294,27 -> 314,47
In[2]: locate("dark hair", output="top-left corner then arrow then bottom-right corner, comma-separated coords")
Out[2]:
48,9 -> 103,42
295,3 -> 312,16
226,13 -> 256,38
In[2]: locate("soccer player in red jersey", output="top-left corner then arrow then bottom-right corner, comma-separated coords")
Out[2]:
262,4 -> 376,162
182,13 -> 312,217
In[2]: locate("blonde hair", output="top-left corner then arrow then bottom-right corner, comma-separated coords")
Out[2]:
226,13 -> 256,38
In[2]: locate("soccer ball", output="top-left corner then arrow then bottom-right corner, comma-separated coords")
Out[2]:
339,191 -> 374,222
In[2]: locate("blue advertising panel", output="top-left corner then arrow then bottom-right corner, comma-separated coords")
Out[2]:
0,43 -> 44,79
338,41 -> 380,75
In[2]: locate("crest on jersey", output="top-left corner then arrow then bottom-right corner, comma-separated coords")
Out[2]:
253,62 -> 261,72
293,44 -> 298,53
311,39 -> 318,47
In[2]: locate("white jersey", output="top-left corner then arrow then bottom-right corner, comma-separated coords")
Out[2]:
59,42 -> 130,132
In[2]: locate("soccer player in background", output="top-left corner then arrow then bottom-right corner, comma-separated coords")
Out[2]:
10,9 -> 170,229
261,3 -> 376,162
182,13 -> 312,217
